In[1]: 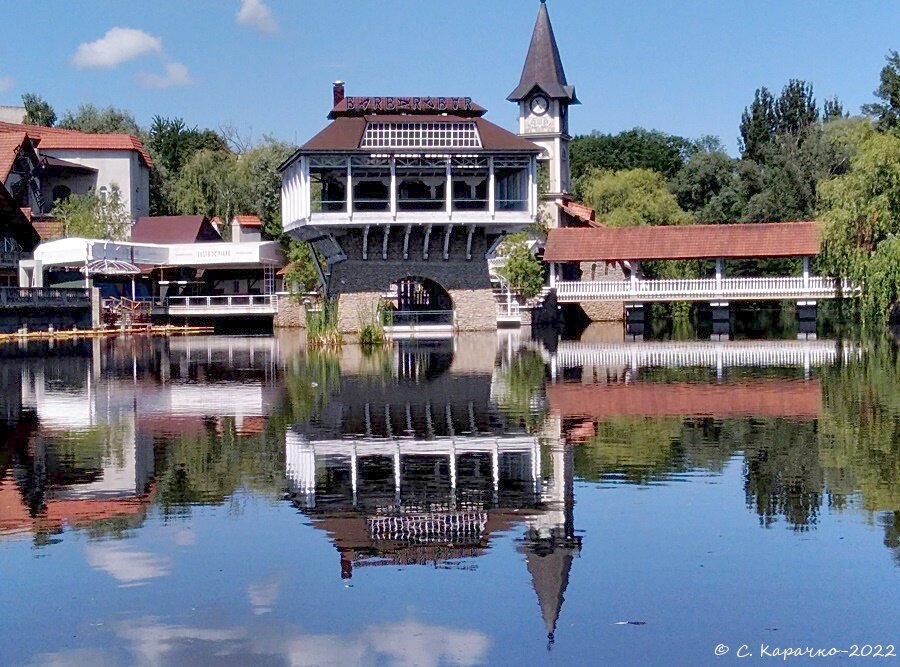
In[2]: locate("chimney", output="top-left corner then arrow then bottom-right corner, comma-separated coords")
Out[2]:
332,80 -> 345,107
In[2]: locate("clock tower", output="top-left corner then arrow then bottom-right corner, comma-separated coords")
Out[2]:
508,0 -> 578,227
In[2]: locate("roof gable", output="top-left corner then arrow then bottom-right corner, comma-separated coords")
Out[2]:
0,121 -> 153,168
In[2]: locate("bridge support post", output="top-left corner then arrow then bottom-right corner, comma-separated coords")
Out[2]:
797,300 -> 817,340
710,301 -> 730,341
625,303 -> 644,341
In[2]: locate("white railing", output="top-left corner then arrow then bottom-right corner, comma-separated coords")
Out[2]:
165,294 -> 278,315
555,276 -> 859,302
552,340 -> 858,370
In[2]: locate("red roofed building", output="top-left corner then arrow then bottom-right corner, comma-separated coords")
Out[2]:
0,120 -> 151,223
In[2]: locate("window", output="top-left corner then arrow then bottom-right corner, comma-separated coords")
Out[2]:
360,122 -> 482,149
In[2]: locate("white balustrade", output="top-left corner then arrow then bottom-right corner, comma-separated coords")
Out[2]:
555,276 -> 859,302
165,294 -> 278,315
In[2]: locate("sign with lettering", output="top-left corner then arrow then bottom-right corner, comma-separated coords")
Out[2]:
344,96 -> 475,114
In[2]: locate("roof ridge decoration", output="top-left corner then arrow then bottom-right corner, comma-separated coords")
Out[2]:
508,1 -> 578,103
329,96 -> 487,119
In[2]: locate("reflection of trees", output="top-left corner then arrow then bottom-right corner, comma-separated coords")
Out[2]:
573,417 -> 686,484
495,350 -> 548,433
156,422 -> 285,513
818,341 -> 900,512
738,420 -> 823,531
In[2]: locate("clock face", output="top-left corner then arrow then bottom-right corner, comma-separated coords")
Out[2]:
530,96 -> 549,116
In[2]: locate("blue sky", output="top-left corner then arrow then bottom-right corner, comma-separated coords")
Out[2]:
1,0 -> 897,154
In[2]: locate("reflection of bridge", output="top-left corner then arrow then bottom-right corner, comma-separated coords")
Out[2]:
550,339 -> 855,372
549,378 -> 822,421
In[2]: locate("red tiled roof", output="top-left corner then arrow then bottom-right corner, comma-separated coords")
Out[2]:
548,379 -> 821,421
233,214 -> 262,228
559,201 -> 595,225
0,130 -> 28,182
543,221 -> 822,262
0,121 -> 153,167
295,115 -> 539,153
131,215 -> 221,244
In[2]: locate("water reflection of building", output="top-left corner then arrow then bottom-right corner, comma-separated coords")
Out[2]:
285,340 -> 580,645
1,335 -> 284,540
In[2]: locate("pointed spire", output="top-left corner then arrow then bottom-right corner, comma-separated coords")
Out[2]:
525,546 -> 575,645
508,1 -> 578,103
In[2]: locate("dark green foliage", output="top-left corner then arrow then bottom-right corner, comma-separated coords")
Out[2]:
497,232 -> 546,299
862,50 -> 900,131
570,128 -> 701,180
21,93 -> 56,127
739,87 -> 777,162
58,103 -> 142,136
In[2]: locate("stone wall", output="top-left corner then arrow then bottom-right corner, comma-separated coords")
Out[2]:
577,260 -> 625,322
328,227 -> 500,333
274,294 -> 307,328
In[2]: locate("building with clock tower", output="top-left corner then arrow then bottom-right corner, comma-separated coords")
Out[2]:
508,0 -> 578,228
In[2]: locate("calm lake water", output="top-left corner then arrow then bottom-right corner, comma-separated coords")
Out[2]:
1,325 -> 898,666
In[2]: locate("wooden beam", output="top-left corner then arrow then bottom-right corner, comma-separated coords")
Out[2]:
465,225 -> 475,260
382,224 -> 391,260
443,225 -> 452,260
423,224 -> 432,259
362,225 -> 369,261
403,224 -> 411,259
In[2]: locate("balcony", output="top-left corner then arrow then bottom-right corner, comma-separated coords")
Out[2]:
284,154 -> 536,231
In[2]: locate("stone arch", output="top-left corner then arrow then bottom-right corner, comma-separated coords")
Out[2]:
393,275 -> 453,312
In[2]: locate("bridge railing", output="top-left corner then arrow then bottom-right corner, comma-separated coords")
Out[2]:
0,287 -> 91,308
556,276 -> 858,301
165,294 -> 278,312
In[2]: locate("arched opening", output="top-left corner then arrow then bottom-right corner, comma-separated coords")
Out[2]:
386,276 -> 454,327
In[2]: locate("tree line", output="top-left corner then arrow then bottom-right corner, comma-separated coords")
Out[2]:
569,50 -> 900,324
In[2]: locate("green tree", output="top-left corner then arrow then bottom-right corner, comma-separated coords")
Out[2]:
53,184 -> 131,240
147,116 -> 229,215
739,87 -> 777,162
171,148 -> 249,221
862,50 -> 900,132
820,132 -> 900,324
774,79 -> 819,138
240,136 -> 297,237
21,93 -> 56,127
497,231 -> 545,299
283,240 -> 320,292
59,104 -> 142,136
576,167 -> 691,227
570,128 -> 700,180
823,96 -> 846,121
669,151 -> 753,222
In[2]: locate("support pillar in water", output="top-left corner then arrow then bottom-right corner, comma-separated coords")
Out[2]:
625,303 -> 645,341
797,300 -> 817,340
710,301 -> 730,341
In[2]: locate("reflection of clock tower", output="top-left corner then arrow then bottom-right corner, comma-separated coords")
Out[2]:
509,0 -> 578,228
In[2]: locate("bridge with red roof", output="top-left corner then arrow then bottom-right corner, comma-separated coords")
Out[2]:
542,221 -> 857,303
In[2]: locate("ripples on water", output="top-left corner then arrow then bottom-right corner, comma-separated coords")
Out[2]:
0,327 -> 898,665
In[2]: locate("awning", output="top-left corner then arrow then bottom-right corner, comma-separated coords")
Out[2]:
81,258 -> 141,276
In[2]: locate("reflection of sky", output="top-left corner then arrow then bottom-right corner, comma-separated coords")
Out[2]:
2,475 -> 897,666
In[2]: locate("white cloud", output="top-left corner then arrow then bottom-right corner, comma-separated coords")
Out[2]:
84,543 -> 171,586
0,76 -> 13,92
72,27 -> 162,68
236,0 -> 278,34
137,61 -> 194,89
247,582 -> 280,615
